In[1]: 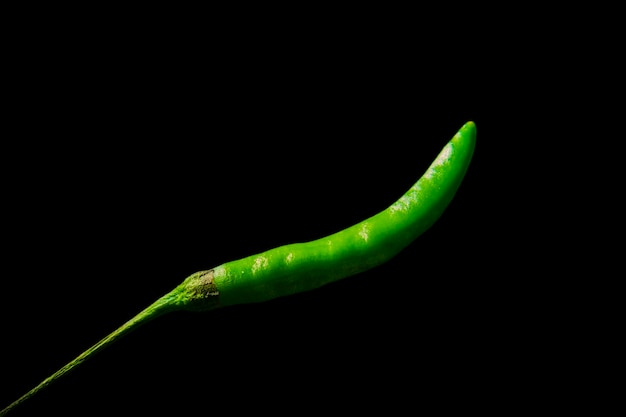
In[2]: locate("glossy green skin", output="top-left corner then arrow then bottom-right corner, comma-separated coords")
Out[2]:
178,121 -> 476,310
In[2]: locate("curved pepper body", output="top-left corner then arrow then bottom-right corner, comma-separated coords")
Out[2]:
0,122 -> 476,416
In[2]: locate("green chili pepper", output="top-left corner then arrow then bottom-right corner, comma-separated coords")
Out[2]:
0,121 -> 476,416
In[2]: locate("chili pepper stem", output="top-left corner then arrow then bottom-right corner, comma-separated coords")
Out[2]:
0,292 -> 180,416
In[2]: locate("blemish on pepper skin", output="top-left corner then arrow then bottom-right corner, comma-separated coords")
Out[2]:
358,223 -> 370,242
425,143 -> 453,179
390,193 -> 417,213
198,269 -> 219,297
436,143 -> 452,165
252,256 -> 268,274
285,252 -> 294,264
182,269 -> 220,311
187,270 -> 219,300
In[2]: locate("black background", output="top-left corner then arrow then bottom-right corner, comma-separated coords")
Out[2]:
1,14 -> 587,416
